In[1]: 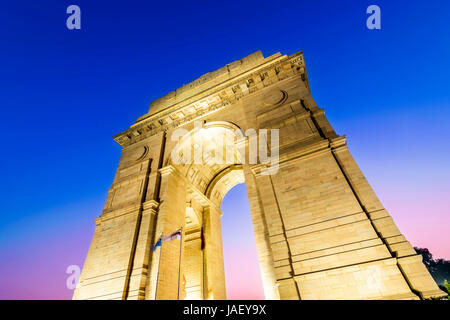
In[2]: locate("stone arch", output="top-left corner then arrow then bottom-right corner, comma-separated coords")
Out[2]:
74,50 -> 445,301
205,165 -> 245,207
166,121 -> 246,195
156,120 -> 277,300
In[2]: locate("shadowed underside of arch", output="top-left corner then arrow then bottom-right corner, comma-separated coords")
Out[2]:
168,121 -> 245,203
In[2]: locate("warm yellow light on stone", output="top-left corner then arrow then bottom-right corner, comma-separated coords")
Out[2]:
73,50 -> 446,300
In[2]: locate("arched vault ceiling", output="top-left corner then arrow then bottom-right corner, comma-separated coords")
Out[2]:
169,122 -> 245,202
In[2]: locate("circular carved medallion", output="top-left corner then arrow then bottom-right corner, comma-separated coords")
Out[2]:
134,146 -> 148,161
263,89 -> 288,107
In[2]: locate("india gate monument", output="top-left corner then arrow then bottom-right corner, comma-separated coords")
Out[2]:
73,50 -> 445,300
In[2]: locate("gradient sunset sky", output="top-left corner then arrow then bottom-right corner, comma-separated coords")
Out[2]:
0,1 -> 449,299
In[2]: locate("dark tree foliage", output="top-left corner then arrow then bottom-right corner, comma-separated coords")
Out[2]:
444,280 -> 450,298
415,247 -> 450,286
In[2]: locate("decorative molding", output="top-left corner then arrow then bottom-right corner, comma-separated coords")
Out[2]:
113,51 -> 308,147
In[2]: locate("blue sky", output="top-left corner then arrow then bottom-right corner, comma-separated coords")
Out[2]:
0,1 -> 449,299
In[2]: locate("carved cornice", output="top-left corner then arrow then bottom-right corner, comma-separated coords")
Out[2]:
329,135 -> 348,150
113,51 -> 308,147
142,199 -> 159,212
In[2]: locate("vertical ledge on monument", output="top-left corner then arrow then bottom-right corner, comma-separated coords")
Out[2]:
127,132 -> 166,299
243,165 -> 280,300
119,153 -> 154,300
122,132 -> 168,299
149,166 -> 187,300
125,200 -> 158,300
251,171 -> 300,300
183,208 -> 203,300
145,131 -> 166,201
203,205 -> 227,300
122,131 -> 166,300
330,139 -> 447,299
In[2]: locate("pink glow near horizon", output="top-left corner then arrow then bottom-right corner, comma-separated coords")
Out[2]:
0,175 -> 448,300
375,184 -> 450,259
223,244 -> 265,300
221,184 -> 265,300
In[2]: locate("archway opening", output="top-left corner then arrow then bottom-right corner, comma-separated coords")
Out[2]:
220,183 -> 265,300
170,121 -> 269,300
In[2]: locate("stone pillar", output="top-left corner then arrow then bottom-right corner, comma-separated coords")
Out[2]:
251,169 -> 300,300
183,226 -> 203,299
147,166 -> 187,300
125,200 -> 158,300
243,165 -> 280,300
203,205 -> 226,300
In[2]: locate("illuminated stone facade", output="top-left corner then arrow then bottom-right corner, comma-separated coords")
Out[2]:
73,51 -> 445,300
